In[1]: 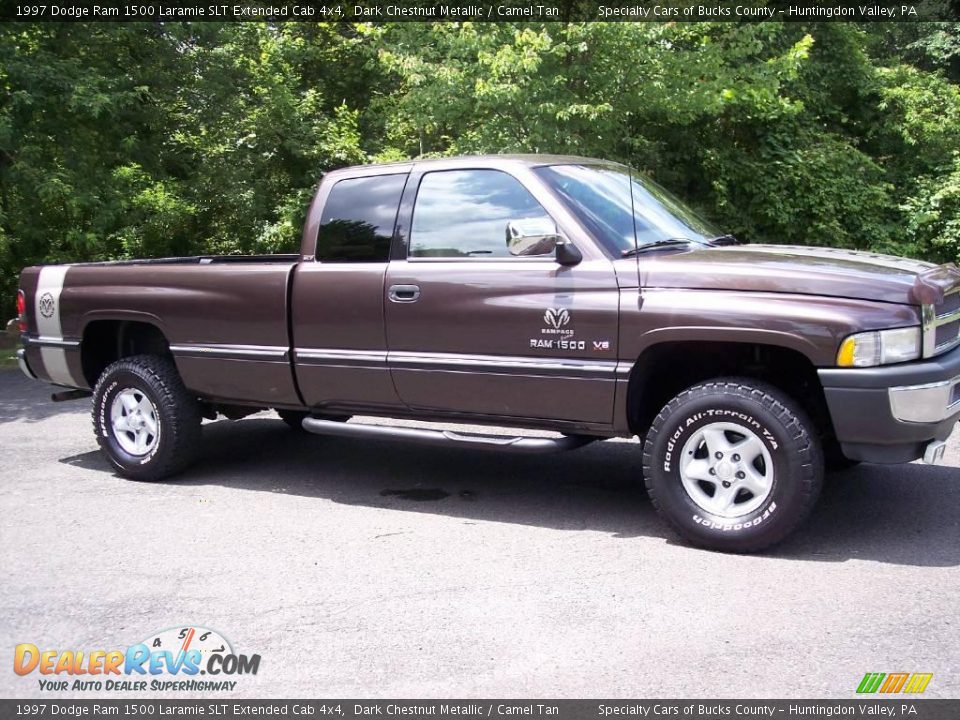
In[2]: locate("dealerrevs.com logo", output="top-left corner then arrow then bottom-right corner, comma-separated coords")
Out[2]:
14,626 -> 261,692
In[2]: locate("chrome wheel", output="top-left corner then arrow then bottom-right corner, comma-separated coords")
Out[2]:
678,421 -> 773,518
110,388 -> 160,456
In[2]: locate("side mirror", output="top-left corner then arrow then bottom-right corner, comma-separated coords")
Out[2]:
505,219 -> 581,266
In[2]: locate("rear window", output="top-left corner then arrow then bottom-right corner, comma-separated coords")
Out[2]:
316,174 -> 407,262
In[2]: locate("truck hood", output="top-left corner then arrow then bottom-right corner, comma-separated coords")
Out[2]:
639,245 -> 959,304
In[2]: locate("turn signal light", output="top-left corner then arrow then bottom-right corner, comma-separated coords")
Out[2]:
836,327 -> 921,367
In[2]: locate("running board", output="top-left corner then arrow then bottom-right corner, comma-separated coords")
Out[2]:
51,389 -> 92,403
301,418 -> 596,454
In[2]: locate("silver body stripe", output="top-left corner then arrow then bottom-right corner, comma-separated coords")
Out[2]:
294,348 -> 619,377
294,349 -> 388,369
170,343 -> 624,378
34,266 -> 80,387
25,336 -> 81,349
169,343 -> 288,360
389,351 -> 617,374
295,349 -> 388,361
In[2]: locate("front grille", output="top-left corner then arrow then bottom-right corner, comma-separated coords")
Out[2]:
935,320 -> 960,348
941,291 -> 960,315
928,287 -> 960,356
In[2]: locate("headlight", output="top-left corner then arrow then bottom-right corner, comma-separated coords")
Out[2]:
836,327 -> 921,367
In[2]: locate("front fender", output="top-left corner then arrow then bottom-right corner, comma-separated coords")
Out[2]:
621,288 -> 921,367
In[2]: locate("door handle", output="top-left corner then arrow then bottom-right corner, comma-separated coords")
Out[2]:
388,284 -> 421,303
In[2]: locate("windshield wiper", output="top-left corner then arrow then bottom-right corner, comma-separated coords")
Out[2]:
706,234 -> 743,246
621,238 -> 697,257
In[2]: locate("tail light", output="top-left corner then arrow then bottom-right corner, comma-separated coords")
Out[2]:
16,290 -> 27,333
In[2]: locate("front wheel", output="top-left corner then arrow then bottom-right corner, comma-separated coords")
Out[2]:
642,378 -> 823,553
92,355 -> 201,481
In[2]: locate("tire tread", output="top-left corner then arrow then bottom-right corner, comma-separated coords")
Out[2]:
92,354 -> 201,481
641,377 -> 823,553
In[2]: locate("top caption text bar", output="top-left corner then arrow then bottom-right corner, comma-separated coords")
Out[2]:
2,0 -> 956,23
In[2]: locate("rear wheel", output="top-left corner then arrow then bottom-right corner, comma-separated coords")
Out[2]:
92,355 -> 201,481
642,378 -> 823,553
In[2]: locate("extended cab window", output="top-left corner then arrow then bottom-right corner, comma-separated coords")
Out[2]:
316,174 -> 407,262
410,169 -> 552,258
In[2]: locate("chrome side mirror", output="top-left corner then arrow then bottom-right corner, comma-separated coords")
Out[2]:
506,218 -> 560,256
505,219 -> 582,266
506,219 -> 561,257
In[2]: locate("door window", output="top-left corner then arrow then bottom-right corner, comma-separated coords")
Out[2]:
410,170 -> 552,258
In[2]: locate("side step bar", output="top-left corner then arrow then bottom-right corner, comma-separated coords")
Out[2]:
301,418 -> 596,454
51,389 -> 92,403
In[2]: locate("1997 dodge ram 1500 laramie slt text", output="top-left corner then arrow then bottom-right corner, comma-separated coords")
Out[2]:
15,155 -> 960,552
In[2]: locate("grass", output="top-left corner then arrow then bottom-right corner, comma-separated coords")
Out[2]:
0,330 -> 19,369
0,348 -> 18,369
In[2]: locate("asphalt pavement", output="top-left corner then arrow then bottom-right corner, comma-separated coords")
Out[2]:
1,368 -> 958,699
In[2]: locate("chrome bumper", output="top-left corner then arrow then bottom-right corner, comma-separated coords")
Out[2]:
17,348 -> 37,380
889,375 -> 960,423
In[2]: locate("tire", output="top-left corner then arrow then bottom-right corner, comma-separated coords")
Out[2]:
642,378 -> 823,553
276,410 -> 350,431
92,355 -> 201,481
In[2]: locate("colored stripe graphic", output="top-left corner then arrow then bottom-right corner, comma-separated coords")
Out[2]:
857,673 -> 886,694
880,673 -> 909,693
857,672 -> 932,694
903,674 -> 933,694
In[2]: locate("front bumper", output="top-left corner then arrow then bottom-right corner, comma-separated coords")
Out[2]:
819,344 -> 960,464
889,378 -> 960,423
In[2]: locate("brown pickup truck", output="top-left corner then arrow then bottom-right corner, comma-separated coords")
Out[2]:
15,155 -> 960,552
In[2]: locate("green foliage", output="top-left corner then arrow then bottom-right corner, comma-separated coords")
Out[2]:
703,129 -> 896,249
902,153 -> 960,263
0,23 -> 372,300
373,21 -> 960,264
1,20 -> 959,308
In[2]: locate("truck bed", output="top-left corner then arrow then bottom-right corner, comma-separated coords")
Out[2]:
65,253 -> 301,267
19,257 -> 301,406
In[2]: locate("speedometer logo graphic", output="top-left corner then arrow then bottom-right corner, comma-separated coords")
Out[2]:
141,626 -> 234,671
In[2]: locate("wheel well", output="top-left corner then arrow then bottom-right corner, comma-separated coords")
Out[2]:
626,342 -> 835,441
81,320 -> 172,387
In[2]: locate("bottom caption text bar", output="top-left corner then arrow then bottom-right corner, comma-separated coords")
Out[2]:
3,701 -> 960,720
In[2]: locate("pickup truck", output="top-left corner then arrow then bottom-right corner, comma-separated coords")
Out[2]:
15,155 -> 960,552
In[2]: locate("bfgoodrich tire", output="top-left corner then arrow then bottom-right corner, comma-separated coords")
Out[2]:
642,378 -> 823,553
92,355 -> 201,481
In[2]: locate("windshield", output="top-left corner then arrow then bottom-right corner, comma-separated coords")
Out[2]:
535,164 -> 721,255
